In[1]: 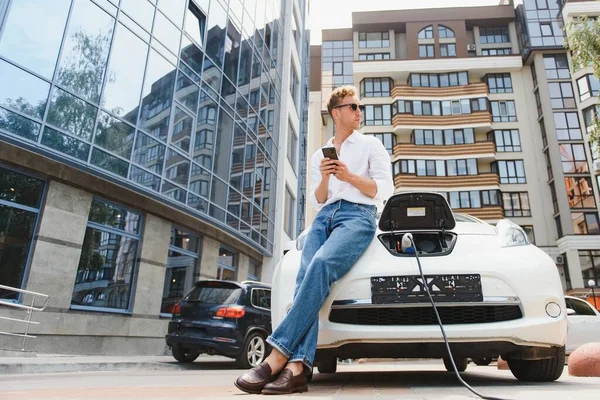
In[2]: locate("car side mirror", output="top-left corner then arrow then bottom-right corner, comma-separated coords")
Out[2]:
567,308 -> 576,316
283,240 -> 295,256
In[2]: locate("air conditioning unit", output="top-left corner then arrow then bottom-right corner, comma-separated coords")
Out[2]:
593,160 -> 600,171
467,44 -> 477,51
555,255 -> 565,265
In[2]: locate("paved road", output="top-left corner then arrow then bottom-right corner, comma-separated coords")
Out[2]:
1,360 -> 599,400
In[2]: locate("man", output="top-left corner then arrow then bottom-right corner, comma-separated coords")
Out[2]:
235,85 -> 394,395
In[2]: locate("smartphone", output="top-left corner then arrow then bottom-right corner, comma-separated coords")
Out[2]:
322,146 -> 338,160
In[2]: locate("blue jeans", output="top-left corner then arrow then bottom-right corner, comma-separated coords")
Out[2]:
266,200 -> 377,369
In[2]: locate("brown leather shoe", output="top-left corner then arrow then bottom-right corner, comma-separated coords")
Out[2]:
262,369 -> 308,395
234,362 -> 279,394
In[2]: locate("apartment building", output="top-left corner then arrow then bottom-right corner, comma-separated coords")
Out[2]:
307,0 -> 600,293
0,0 -> 308,355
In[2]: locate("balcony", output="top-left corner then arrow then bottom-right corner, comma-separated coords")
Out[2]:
394,141 -> 496,158
391,83 -> 489,99
393,111 -> 492,129
453,206 -> 504,221
394,173 -> 500,189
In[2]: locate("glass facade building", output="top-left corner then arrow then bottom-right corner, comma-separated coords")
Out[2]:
0,0 -> 285,254
0,0 -> 308,354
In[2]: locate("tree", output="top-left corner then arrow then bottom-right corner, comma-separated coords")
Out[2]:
565,8 -> 600,150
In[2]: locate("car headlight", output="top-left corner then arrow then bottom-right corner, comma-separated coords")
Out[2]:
496,219 -> 530,247
296,228 -> 310,251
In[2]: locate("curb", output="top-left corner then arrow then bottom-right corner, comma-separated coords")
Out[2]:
0,361 -> 183,375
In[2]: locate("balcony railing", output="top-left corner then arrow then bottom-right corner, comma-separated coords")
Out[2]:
393,141 -> 496,158
393,111 -> 492,127
391,82 -> 489,98
394,172 -> 500,188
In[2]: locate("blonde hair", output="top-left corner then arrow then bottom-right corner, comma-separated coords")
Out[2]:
327,85 -> 357,117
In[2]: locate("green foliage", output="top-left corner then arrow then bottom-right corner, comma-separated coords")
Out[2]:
565,11 -> 600,149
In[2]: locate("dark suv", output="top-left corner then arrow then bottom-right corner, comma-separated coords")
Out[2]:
165,280 -> 272,368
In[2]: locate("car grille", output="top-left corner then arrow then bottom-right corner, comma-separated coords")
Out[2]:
329,305 -> 522,325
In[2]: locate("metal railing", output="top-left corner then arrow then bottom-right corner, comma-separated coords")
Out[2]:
0,284 -> 49,351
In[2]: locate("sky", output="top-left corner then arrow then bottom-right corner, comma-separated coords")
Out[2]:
308,0 -> 503,44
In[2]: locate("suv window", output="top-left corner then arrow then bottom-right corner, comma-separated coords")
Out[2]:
251,288 -> 271,310
185,283 -> 241,304
566,298 -> 596,316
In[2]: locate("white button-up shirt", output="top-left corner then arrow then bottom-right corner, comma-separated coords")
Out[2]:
309,131 -> 394,212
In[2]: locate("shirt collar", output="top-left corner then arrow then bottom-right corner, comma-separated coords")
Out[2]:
327,130 -> 360,146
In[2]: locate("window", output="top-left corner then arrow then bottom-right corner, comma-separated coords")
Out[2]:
503,192 -> 532,217
419,45 -> 434,58
494,160 -> 526,184
491,101 -> 517,122
438,25 -> 455,38
493,130 -> 521,152
583,106 -> 600,134
398,159 -> 477,176
440,44 -> 456,57
565,176 -> 596,209
185,0 -> 207,47
544,54 -> 570,79
446,191 -> 483,209
358,32 -> 390,48
532,62 -> 538,88
72,199 -> 142,311
414,129 -> 475,145
358,53 -> 391,60
251,288 -> 271,310
248,259 -> 261,281
161,227 -> 201,315
217,247 -> 237,280
287,121 -> 297,173
290,65 -> 300,109
560,144 -> 588,173
521,226 -> 536,245
418,26 -> 434,39
535,90 -> 543,117
553,112 -> 582,140
577,75 -> 600,101
333,62 -> 343,76
548,82 -> 576,109
540,23 -> 553,36
540,119 -> 548,149
481,190 -> 501,206
565,296 -> 597,316
360,78 -> 392,97
410,72 -> 468,87
364,105 -> 391,125
0,167 -> 45,300
481,48 -> 511,56
545,150 -> 553,181
579,251 -> 600,288
485,74 -> 513,93
572,213 -> 600,235
480,27 -> 509,43
550,182 -> 559,214
368,133 -> 395,154
284,186 -> 295,237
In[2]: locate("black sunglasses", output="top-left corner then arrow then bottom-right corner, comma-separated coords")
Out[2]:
334,103 -> 365,112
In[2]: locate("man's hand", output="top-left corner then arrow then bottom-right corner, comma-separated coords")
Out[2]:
332,160 -> 353,182
320,158 -> 336,179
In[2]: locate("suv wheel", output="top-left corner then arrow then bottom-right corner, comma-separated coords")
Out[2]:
172,347 -> 200,363
443,357 -> 468,372
507,347 -> 565,382
317,357 -> 337,374
237,332 -> 268,369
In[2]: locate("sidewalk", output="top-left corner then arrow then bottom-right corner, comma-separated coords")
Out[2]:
0,352 -> 235,375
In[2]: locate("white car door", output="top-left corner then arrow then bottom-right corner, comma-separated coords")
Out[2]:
566,297 -> 600,354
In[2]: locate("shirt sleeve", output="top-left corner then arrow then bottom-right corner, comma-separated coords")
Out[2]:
368,138 -> 394,202
308,149 -> 327,210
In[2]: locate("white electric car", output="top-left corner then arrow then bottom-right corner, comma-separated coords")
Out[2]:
272,192 -> 567,382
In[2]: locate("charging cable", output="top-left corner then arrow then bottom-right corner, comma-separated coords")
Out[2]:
405,233 -> 509,400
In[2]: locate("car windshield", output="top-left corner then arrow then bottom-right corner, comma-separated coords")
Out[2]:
453,213 -> 482,223
184,282 -> 241,304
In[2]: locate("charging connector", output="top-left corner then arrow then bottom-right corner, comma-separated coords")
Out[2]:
405,233 -> 509,400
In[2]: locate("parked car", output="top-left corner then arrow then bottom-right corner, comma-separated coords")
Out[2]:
272,192 -> 567,381
165,280 -> 272,368
565,295 -> 600,354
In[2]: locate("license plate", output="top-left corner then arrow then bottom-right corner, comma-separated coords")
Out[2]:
371,274 -> 483,304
